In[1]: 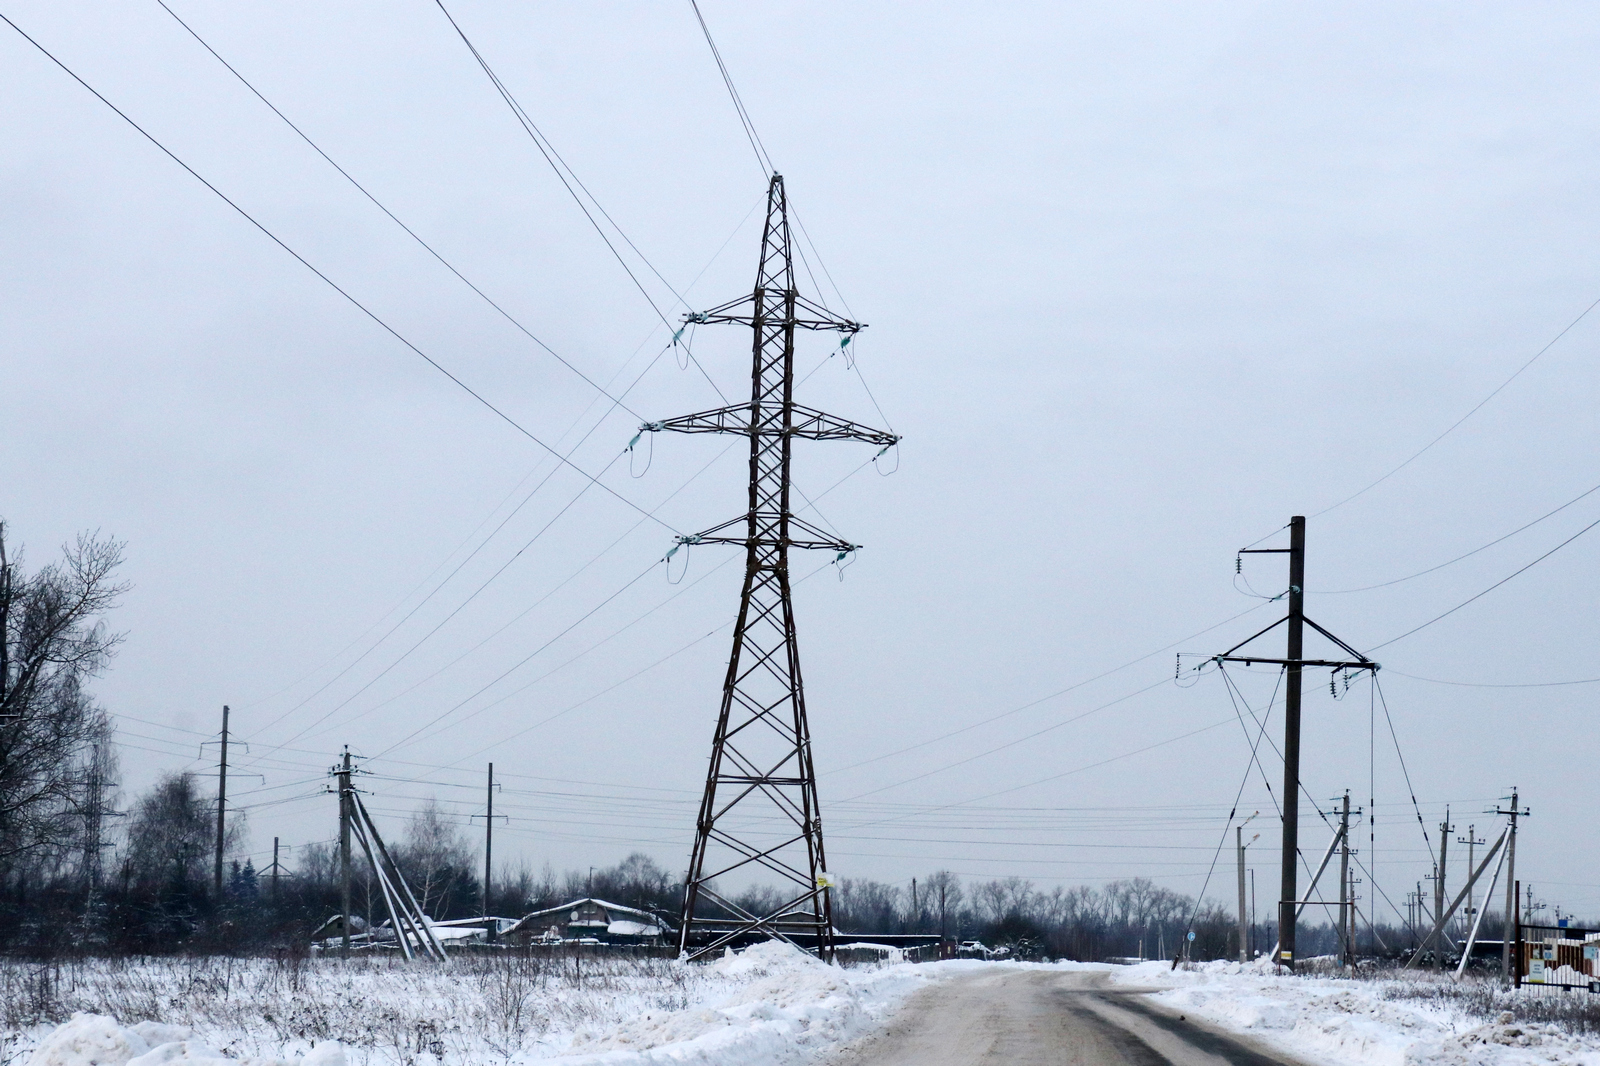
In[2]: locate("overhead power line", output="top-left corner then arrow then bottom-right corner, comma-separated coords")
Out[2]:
1385,668 -> 1600,688
0,11 -> 673,532
686,0 -> 773,179
1369,514 -> 1600,651
1313,292 -> 1600,519
430,0 -> 729,403
154,0 -> 644,419
1321,477 -> 1600,594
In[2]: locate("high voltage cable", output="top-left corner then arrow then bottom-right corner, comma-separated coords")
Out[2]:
326,449 -> 873,759
1368,514 -> 1600,652
153,0 -> 645,420
251,443 -> 636,745
840,677 -> 1175,803
430,0 -> 729,405
838,717 -> 1241,833
826,601 -> 1271,778
1217,669 -> 1418,931
1311,292 -> 1600,520
299,441 -> 856,758
418,551 -> 844,768
293,443 -> 741,744
1182,665 -> 1281,940
240,198 -> 759,741
0,11 -> 673,532
271,448 -> 639,749
1320,478 -> 1600,594
368,555 -> 666,759
1385,668 -> 1600,688
385,551 -> 744,757
686,0 -> 773,179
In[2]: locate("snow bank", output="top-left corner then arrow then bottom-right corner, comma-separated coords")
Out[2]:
24,1017 -> 344,1066
1106,960 -> 1600,1066
554,941 -> 928,1064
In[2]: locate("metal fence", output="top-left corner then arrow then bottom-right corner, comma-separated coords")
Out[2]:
1517,923 -> 1600,991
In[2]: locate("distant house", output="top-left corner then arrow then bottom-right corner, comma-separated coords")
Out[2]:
505,898 -> 673,945
309,913 -> 369,945
310,913 -> 517,950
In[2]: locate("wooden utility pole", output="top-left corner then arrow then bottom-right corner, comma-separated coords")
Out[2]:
1338,792 -> 1352,965
272,837 -> 281,903
1495,789 -> 1527,986
483,762 -> 494,942
213,705 -> 230,900
338,747 -> 353,958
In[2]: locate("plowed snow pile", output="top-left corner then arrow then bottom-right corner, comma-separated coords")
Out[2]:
1109,960 -> 1600,1066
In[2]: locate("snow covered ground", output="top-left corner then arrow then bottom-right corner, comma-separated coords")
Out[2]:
9,950 -> 1600,1066
1107,959 -> 1600,1066
1,945 -> 941,1066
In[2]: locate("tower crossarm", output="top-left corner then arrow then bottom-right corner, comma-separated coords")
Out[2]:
679,514 -> 859,554
645,402 -> 897,447
687,291 -> 862,333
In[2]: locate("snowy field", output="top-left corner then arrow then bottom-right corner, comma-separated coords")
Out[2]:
1110,959 -> 1600,1066
0,945 -> 934,1066
7,949 -> 1600,1066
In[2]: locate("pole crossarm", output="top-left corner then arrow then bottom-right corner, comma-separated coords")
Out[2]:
686,290 -> 862,333
1215,615 -> 1377,672
1215,656 -> 1378,670
645,402 -> 898,447
677,514 -> 859,554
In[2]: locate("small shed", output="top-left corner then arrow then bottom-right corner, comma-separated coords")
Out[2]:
506,898 -> 673,945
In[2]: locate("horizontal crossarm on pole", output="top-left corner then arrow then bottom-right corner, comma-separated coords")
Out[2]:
679,513 -> 859,554
686,290 -> 863,333
646,403 -> 898,447
1215,656 -> 1379,670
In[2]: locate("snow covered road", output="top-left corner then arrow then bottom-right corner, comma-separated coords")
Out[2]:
824,969 -> 1307,1066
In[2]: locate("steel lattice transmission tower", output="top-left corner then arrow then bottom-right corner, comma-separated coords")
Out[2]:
645,174 -> 897,960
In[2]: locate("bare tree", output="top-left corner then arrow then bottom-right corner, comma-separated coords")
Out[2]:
124,772 -> 244,894
396,798 -> 474,918
0,523 -> 126,868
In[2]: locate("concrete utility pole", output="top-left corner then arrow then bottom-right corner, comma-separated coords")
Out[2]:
214,705 -> 230,900
1338,793 -> 1352,965
1434,809 -> 1452,971
484,762 -> 494,941
1220,516 -> 1375,970
1237,812 -> 1258,963
1347,863 -> 1359,959
1279,517 -> 1306,970
1249,869 -> 1256,958
338,747 -> 353,959
1494,789 -> 1527,987
1459,824 -> 1487,936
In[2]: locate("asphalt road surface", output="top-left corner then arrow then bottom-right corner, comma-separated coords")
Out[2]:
826,969 -> 1309,1066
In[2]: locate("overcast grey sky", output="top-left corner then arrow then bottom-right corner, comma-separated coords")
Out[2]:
4,1 -> 1598,921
